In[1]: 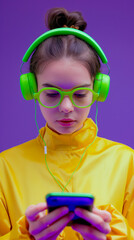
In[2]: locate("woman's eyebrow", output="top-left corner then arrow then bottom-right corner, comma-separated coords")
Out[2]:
42,83 -> 91,89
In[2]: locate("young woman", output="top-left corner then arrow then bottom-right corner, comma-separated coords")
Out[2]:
0,7 -> 134,240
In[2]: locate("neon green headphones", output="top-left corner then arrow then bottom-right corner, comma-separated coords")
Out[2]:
20,28 -> 110,102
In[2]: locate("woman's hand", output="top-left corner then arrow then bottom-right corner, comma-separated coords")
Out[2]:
72,206 -> 111,240
25,202 -> 74,240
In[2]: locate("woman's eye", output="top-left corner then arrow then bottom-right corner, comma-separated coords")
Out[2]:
74,93 -> 86,98
46,93 -> 59,97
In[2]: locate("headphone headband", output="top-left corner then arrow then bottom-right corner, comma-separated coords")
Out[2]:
22,28 -> 108,64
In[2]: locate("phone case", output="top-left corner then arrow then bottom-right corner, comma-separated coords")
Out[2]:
46,192 -> 94,225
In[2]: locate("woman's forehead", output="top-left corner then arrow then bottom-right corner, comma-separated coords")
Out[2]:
37,58 -> 92,88
38,58 -> 91,76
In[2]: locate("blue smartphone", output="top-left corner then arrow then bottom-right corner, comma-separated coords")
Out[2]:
46,192 -> 94,225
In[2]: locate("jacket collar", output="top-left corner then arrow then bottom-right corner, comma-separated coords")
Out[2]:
37,118 -> 97,151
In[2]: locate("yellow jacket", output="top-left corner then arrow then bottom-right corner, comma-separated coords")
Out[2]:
0,118 -> 134,239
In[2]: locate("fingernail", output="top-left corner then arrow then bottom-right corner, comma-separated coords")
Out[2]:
105,226 -> 111,234
62,207 -> 69,214
74,208 -> 81,215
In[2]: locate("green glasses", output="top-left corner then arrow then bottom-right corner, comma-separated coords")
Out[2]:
33,87 -> 99,108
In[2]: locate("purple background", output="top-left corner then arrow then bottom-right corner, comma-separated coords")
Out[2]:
1,0 -> 134,152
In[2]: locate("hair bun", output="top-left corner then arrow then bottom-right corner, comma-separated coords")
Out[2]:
45,7 -> 87,31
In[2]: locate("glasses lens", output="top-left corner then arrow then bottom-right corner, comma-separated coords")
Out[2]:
39,89 -> 61,107
73,89 -> 93,107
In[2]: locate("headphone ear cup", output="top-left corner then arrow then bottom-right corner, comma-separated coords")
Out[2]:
93,73 -> 110,102
20,73 -> 37,100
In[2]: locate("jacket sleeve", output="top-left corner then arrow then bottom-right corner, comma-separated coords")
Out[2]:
99,149 -> 134,240
99,204 -> 134,240
0,188 -> 34,239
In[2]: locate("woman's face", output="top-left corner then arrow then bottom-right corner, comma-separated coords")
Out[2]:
36,58 -> 93,134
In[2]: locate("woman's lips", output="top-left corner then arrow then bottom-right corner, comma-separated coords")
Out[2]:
57,119 -> 76,126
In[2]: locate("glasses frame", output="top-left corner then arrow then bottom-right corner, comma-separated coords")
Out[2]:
33,87 -> 99,108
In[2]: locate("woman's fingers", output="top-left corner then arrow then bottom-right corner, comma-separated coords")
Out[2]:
72,224 -> 107,240
25,203 -> 47,222
74,208 -> 111,234
25,203 -> 111,240
92,206 -> 112,223
34,212 -> 74,240
72,207 -> 111,240
26,205 -> 70,236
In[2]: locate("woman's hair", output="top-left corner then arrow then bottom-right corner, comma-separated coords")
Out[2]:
30,7 -> 101,80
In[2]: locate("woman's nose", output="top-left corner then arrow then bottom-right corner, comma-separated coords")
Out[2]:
59,96 -> 74,113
